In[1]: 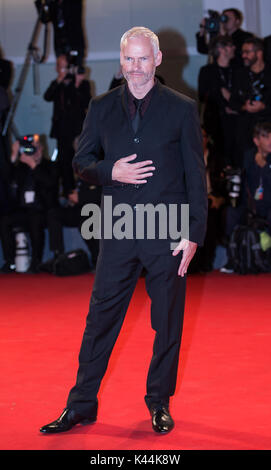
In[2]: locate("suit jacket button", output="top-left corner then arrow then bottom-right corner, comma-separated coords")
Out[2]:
134,137 -> 140,143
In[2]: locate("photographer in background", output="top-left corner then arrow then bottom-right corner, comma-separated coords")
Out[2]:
0,135 -> 58,274
47,177 -> 101,271
221,122 -> 271,273
44,54 -> 91,197
198,35 -> 239,168
197,8 -> 253,68
226,37 -> 271,163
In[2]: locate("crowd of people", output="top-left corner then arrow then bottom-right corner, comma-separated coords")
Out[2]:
1,7 -> 271,275
195,7 -> 271,273
0,53 -> 100,274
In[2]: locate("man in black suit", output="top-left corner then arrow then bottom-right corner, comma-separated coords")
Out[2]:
40,27 -> 207,435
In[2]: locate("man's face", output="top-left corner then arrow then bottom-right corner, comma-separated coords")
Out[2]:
223,11 -> 240,33
120,35 -> 162,89
242,44 -> 258,67
254,133 -> 271,155
222,44 -> 235,61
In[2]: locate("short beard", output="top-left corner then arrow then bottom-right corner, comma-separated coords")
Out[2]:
123,68 -> 156,88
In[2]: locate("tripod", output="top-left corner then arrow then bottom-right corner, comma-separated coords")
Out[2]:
2,3 -> 51,137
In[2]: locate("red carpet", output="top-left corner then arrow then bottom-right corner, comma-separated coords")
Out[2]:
0,271 -> 271,450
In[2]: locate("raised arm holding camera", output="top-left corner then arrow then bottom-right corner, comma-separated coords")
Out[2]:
196,8 -> 253,68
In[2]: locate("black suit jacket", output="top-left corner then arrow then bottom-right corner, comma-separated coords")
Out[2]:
73,81 -> 207,253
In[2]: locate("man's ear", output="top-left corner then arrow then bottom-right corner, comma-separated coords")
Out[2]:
253,136 -> 259,148
120,51 -> 124,67
155,50 -> 162,67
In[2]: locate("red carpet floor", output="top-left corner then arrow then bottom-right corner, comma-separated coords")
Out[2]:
0,271 -> 271,450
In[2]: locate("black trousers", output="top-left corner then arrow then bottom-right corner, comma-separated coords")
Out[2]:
0,209 -> 45,265
47,206 -> 100,265
67,240 -> 186,417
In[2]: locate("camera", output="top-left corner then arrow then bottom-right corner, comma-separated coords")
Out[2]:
19,134 -> 39,156
64,50 -> 85,83
223,167 -> 242,207
204,10 -> 228,34
249,78 -> 264,103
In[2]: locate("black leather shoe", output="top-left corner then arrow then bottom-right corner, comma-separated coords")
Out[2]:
40,407 -> 97,434
150,405 -> 174,434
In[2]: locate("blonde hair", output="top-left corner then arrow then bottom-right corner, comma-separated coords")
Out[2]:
120,27 -> 160,56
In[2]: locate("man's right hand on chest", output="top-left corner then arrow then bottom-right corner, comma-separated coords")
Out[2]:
112,153 -> 155,184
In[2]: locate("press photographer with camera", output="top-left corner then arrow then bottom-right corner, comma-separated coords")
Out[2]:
221,121 -> 271,273
226,37 -> 271,160
0,135 -> 58,274
43,53 -> 91,197
196,8 -> 253,68
198,35 -> 240,168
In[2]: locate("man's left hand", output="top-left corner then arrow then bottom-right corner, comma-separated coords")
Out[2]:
172,238 -> 197,277
243,100 -> 266,113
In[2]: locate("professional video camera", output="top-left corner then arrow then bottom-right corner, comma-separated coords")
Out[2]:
203,10 -> 228,34
18,134 -> 40,156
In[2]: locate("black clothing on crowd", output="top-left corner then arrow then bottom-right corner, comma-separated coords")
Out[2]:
44,78 -> 91,196
190,143 -> 226,272
44,79 -> 91,139
47,179 -> 101,266
264,35 -> 271,65
0,57 -> 12,89
225,148 -> 271,237
244,149 -> 271,219
0,159 -> 59,269
229,64 -> 271,162
198,62 -> 239,167
196,28 -> 254,68
0,86 -> 13,216
48,0 -> 85,63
